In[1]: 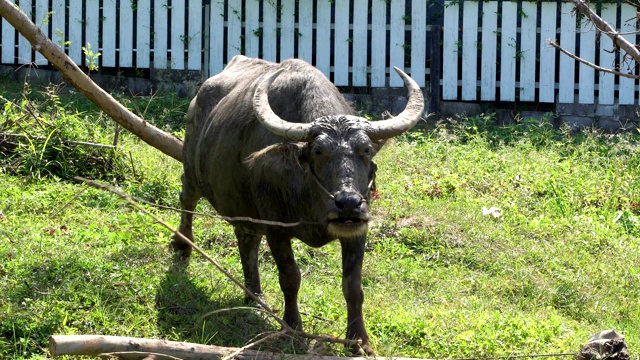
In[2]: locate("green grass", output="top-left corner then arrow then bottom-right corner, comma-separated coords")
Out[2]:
1,79 -> 639,359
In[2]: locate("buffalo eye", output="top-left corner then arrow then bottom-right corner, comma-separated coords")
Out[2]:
358,145 -> 373,157
311,142 -> 330,157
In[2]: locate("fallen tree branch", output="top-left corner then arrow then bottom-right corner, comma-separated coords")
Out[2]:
49,335 -> 393,360
97,351 -> 183,360
548,39 -> 640,79
221,331 -> 287,360
73,176 -> 361,351
0,0 -> 184,162
50,335 -> 579,360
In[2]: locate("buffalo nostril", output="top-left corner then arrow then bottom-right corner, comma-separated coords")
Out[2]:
335,192 -> 363,211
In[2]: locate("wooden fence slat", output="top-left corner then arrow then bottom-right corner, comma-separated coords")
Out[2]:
137,0 -> 151,69
187,0 -> 202,70
315,0 -> 331,77
500,1 -> 517,101
262,0 -> 277,62
352,0 -> 368,86
171,1 -> 185,69
461,1 -> 478,100
389,0 -> 405,87
280,0 -> 294,60
67,0 -> 82,64
34,0 -> 48,64
51,0 -> 65,50
119,0 -> 134,67
519,1 -> 536,102
227,0 -> 242,62
244,0 -> 259,58
598,4 -> 616,105
2,1 -> 16,63
480,1 -> 497,101
298,0 -> 313,64
333,0 -> 349,86
558,2 -> 576,103
154,0 -> 168,69
370,0 -> 387,87
209,0 -> 224,75
85,0 -> 99,66
619,3 -> 636,105
578,5 -> 596,104
539,2 -> 556,103
411,0 -> 427,87
17,0 -> 32,64
101,0 -> 116,67
442,1 -> 458,99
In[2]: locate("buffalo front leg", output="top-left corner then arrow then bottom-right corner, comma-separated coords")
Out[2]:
235,228 -> 264,303
170,176 -> 200,257
266,233 -> 302,330
340,236 -> 374,355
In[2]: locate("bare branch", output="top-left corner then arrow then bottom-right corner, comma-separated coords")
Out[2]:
548,39 -> 640,79
73,176 -> 280,321
72,176 -> 362,352
570,0 -> 640,64
97,351 -> 182,360
221,331 -> 287,360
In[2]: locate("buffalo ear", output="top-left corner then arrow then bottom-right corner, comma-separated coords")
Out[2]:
370,110 -> 393,152
297,143 -> 310,163
369,160 -> 378,187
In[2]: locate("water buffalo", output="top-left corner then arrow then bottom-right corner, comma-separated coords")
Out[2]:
172,55 -> 424,354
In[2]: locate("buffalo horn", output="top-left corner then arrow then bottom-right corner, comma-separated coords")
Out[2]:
253,69 -> 314,142
366,67 -> 424,140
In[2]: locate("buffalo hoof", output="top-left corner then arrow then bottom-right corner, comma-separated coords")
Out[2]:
351,342 -> 375,356
169,238 -> 193,258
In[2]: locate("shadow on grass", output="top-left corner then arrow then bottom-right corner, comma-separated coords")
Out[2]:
155,257 -> 277,349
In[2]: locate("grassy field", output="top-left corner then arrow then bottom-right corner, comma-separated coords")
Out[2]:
1,76 -> 639,359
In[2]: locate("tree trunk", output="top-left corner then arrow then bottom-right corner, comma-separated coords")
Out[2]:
0,0 -> 184,162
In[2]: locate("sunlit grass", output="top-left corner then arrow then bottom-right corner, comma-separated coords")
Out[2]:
1,80 -> 639,359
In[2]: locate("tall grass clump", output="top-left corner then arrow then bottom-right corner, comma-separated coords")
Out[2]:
0,81 -> 124,180
0,77 -> 186,203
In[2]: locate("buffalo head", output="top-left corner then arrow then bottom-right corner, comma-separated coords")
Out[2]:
252,67 -> 424,239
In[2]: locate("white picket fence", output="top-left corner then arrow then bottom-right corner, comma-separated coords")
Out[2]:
443,1 -> 639,105
0,0 -> 434,88
1,1 -> 639,105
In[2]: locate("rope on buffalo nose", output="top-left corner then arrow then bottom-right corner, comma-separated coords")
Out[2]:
71,176 -> 363,351
308,165 -> 376,202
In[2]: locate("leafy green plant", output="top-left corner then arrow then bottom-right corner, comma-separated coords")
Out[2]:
82,42 -> 101,73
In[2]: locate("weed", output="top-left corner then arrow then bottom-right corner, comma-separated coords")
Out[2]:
82,43 -> 101,73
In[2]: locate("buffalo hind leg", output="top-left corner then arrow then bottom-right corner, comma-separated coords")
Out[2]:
340,236 -> 374,355
235,228 -> 264,303
266,233 -> 302,330
171,177 -> 200,257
